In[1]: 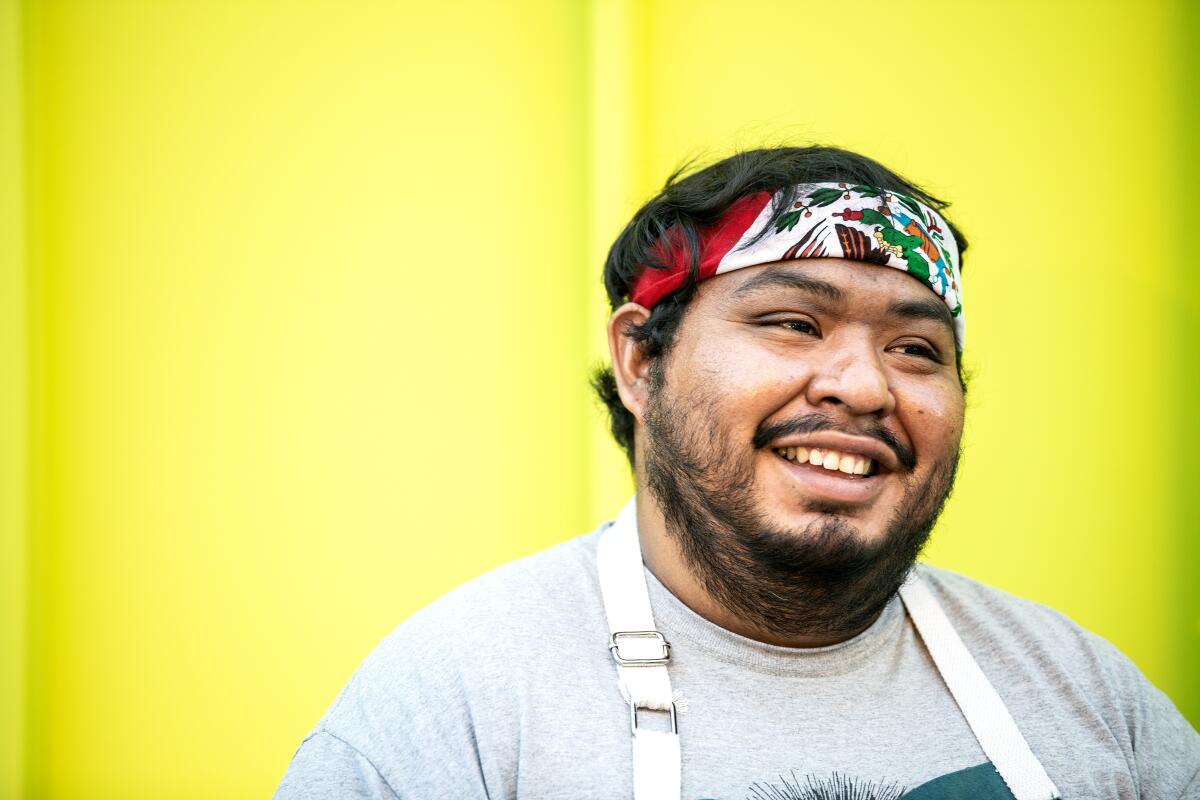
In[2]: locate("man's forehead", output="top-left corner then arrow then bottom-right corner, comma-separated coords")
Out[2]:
730,261 -> 848,301
726,258 -> 936,301
718,259 -> 957,334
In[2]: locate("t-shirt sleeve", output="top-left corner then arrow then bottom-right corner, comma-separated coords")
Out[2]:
274,731 -> 401,800
1131,684 -> 1200,798
272,593 -> 504,799
1100,639 -> 1200,799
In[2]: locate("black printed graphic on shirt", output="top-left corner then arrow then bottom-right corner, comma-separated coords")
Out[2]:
696,760 -> 1015,800
747,771 -> 904,800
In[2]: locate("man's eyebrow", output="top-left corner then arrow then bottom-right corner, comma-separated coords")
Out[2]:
887,297 -> 955,333
731,269 -> 845,302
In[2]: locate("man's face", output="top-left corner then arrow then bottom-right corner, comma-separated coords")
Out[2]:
639,257 -> 965,637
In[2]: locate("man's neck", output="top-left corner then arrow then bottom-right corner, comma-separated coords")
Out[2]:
632,489 -> 884,649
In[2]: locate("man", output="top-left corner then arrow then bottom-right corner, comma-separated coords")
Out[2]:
275,147 -> 1200,799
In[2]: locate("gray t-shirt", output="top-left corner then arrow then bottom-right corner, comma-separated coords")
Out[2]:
274,526 -> 1200,799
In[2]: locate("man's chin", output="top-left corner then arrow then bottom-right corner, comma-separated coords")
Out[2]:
758,509 -> 867,546
761,495 -> 889,544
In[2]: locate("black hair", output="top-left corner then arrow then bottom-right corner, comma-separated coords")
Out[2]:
591,145 -> 970,468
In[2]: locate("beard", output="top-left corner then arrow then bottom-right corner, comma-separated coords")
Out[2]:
642,372 -> 960,642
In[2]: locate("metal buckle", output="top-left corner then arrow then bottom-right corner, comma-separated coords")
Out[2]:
609,630 -> 671,666
630,701 -> 678,735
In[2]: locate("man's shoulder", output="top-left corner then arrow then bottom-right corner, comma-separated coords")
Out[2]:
288,529 -> 615,796
916,563 -> 1143,695
403,526 -> 605,639
385,524 -> 604,649
320,526 -> 609,718
916,563 -> 1200,783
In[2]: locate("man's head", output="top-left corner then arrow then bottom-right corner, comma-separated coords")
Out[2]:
593,146 -> 969,639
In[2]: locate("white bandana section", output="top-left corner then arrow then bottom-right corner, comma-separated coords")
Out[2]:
719,183 -> 964,347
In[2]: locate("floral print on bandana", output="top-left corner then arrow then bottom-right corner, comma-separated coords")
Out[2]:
715,183 -> 965,347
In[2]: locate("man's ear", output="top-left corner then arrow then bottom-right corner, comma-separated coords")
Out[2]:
607,303 -> 654,425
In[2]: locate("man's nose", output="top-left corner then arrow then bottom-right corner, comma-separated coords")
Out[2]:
803,340 -> 896,417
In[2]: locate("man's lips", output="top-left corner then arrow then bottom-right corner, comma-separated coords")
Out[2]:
766,431 -> 903,474
774,445 -> 875,476
763,432 -> 904,506
768,447 -> 889,505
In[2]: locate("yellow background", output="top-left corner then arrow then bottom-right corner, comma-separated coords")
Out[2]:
2,0 -> 1196,797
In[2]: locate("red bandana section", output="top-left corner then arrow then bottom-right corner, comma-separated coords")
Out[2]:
629,191 -> 773,309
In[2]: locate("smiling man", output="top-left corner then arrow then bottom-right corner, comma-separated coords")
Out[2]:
275,147 -> 1199,799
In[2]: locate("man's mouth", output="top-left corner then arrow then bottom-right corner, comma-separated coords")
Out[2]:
773,446 -> 876,477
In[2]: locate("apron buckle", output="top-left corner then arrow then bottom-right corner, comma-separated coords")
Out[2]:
609,630 -> 672,666
630,700 -> 679,735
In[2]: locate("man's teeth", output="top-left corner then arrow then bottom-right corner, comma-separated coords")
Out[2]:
774,446 -> 874,476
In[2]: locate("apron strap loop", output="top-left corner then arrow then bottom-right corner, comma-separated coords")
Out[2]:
597,498 -> 681,799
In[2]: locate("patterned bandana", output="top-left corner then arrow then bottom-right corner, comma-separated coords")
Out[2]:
629,182 -> 965,347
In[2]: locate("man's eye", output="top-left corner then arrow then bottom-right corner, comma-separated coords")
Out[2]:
893,343 -> 940,360
781,320 -> 816,335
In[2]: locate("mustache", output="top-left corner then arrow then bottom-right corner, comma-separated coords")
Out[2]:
752,413 -> 916,471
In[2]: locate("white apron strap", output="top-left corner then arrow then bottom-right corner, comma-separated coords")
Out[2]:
596,497 -> 681,800
899,572 -> 1060,800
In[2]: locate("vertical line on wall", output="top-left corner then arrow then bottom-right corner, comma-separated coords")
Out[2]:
19,0 -> 48,793
0,0 -> 27,796
628,0 -> 655,197
585,0 -> 639,522
558,0 -> 598,544
1173,0 -> 1199,728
